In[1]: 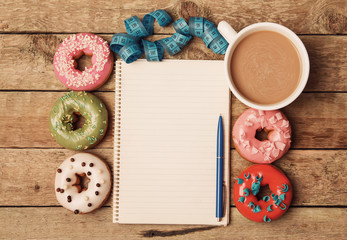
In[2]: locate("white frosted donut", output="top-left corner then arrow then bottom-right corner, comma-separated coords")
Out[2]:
55,153 -> 111,214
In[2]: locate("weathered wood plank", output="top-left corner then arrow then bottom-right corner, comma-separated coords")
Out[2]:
302,36 -> 347,92
231,150 -> 347,206
0,207 -> 345,239
0,1 -> 345,238
231,93 -> 347,149
0,0 -> 346,34
0,149 -> 345,206
0,34 -> 346,91
0,92 -> 114,148
0,92 -> 345,148
0,149 -> 114,206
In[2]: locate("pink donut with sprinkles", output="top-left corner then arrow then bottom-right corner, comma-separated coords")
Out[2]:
233,108 -> 291,164
54,33 -> 113,91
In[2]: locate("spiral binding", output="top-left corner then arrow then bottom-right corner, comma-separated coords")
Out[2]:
113,60 -> 122,223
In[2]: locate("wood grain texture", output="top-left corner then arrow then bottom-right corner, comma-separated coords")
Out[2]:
0,0 -> 346,34
0,0 -> 346,238
0,149 -> 345,206
231,93 -> 347,149
0,92 -> 345,148
231,150 -> 347,206
0,34 -> 346,91
0,207 -> 345,239
0,92 -> 114,148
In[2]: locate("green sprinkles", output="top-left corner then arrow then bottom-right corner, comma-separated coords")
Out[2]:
251,181 -> 261,196
279,193 -> 286,201
263,196 -> 270,202
255,175 -> 263,182
279,202 -> 287,210
253,205 -> 261,213
238,196 -> 245,203
271,193 -> 278,200
263,215 -> 271,222
280,184 -> 289,193
249,202 -> 255,210
275,199 -> 282,206
267,204 -> 273,212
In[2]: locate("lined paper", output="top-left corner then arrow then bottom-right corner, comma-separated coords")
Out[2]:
113,60 -> 230,225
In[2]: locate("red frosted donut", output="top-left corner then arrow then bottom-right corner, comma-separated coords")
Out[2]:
233,164 -> 293,222
54,33 -> 113,91
233,108 -> 291,164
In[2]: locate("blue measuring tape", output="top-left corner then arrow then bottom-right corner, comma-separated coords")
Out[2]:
110,10 -> 228,63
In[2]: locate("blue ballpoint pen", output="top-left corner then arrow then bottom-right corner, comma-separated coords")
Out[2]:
216,115 -> 224,221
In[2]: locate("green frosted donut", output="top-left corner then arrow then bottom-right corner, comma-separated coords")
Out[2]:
49,91 -> 108,150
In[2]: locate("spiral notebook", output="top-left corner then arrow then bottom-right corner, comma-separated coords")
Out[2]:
113,59 -> 230,225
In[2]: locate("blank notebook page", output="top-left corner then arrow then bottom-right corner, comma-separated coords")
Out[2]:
113,60 -> 230,225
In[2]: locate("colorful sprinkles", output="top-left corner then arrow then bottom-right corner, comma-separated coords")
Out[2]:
54,33 -> 111,89
280,184 -> 289,192
234,165 -> 292,223
238,196 -> 245,203
267,204 -> 273,212
263,196 -> 270,202
243,188 -> 250,196
263,215 -> 271,222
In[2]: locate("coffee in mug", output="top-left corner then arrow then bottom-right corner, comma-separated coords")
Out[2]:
230,31 -> 301,105
218,22 -> 310,110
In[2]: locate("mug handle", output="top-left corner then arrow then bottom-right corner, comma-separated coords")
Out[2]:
218,21 -> 237,44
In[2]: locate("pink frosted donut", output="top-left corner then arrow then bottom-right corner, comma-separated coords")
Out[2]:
233,108 -> 291,164
54,33 -> 113,91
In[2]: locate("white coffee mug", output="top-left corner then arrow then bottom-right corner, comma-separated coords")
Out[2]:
218,21 -> 310,110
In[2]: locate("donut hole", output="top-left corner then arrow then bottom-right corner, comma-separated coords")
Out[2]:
75,53 -> 93,71
72,112 -> 85,130
257,184 -> 272,201
73,173 -> 90,193
255,128 -> 270,141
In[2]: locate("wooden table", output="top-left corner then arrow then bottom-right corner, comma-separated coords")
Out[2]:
0,1 -> 346,239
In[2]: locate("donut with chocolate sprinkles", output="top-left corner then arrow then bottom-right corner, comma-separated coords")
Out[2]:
55,153 -> 111,214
